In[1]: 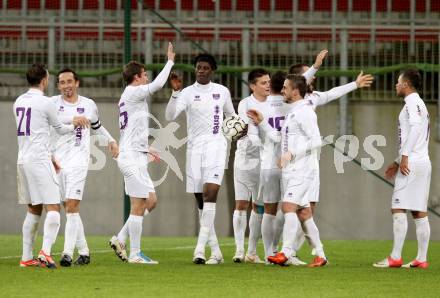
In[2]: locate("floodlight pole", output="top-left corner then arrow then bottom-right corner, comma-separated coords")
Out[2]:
339,28 -> 349,136
123,0 -> 132,222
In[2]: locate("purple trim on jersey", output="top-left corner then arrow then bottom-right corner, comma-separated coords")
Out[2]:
118,102 -> 128,130
16,107 -> 31,136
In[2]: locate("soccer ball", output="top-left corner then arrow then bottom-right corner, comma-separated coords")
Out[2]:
222,115 -> 247,141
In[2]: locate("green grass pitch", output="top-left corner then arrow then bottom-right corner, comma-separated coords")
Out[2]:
1,235 -> 439,297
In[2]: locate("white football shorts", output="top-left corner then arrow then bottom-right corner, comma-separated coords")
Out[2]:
117,151 -> 155,198
234,166 -> 262,206
282,169 -> 318,208
392,161 -> 431,212
258,168 -> 283,204
186,138 -> 227,193
17,161 -> 61,205
308,172 -> 320,203
59,166 -> 88,201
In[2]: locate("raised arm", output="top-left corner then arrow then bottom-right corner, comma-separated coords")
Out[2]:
312,71 -> 374,107
148,42 -> 176,94
302,49 -> 328,85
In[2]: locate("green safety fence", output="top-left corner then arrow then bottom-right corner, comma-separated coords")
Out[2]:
1,63 -> 439,79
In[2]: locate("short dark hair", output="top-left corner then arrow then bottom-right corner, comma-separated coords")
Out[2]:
56,68 -> 79,83
123,61 -> 145,84
285,74 -> 307,98
248,68 -> 269,85
400,69 -> 422,90
193,53 -> 217,70
270,71 -> 287,93
288,63 -> 308,75
26,63 -> 47,86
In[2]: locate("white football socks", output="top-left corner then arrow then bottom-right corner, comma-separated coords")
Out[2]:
42,211 -> 60,256
195,203 -> 216,255
75,215 -> 89,256
272,209 -> 284,252
261,213 -> 276,259
302,217 -> 326,259
117,220 -> 129,244
292,225 -> 306,256
63,213 -> 80,257
414,216 -> 430,262
233,210 -> 247,254
198,207 -> 221,256
281,212 -> 299,257
22,212 -> 40,261
391,213 -> 407,260
247,210 -> 262,256
128,215 -> 143,258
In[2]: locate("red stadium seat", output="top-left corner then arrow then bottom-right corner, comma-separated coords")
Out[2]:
198,0 -> 214,10
298,0 -> 309,11
275,1 -> 292,10
314,0 -> 331,11
376,0 -> 388,12
392,0 -> 409,12
66,0 -> 79,9
236,0 -> 252,11
259,0 -> 271,11
7,0 -> 21,9
433,0 -> 440,12
46,0 -> 60,9
83,0 -> 98,9
28,0 -> 40,9
220,0 -> 232,10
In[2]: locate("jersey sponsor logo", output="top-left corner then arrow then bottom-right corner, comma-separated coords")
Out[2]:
212,94 -> 220,100
77,107 -> 85,114
194,95 -> 201,101
75,126 -> 82,146
213,105 -> 220,134
59,106 -> 64,112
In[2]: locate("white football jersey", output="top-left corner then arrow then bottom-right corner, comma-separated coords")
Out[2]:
398,93 -> 430,163
119,60 -> 174,152
248,95 -> 292,170
281,100 -> 322,172
234,95 -> 264,171
50,95 -> 112,168
165,81 -> 236,144
14,88 -> 74,164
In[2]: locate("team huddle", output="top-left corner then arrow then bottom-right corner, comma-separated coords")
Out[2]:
14,42 -> 432,269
